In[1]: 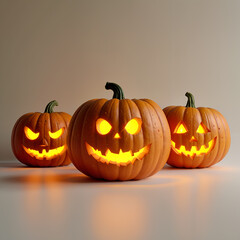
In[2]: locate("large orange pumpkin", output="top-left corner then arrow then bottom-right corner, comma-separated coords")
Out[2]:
163,92 -> 231,168
67,82 -> 171,180
11,100 -> 72,167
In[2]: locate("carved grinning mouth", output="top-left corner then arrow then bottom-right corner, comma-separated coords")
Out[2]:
171,137 -> 216,159
85,142 -> 151,166
23,145 -> 66,160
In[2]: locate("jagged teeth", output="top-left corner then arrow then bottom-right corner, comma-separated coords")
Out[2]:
171,138 -> 215,158
23,145 -> 65,160
86,142 -> 150,166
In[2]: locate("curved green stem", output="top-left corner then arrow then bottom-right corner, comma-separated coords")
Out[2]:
105,82 -> 125,100
44,100 -> 58,113
185,92 -> 196,108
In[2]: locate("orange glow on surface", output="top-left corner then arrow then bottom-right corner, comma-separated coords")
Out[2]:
171,137 -> 216,158
23,145 -> 66,160
24,127 -> 39,140
196,123 -> 209,134
49,128 -> 64,139
124,118 -> 142,135
91,194 -> 146,240
96,118 -> 112,135
174,122 -> 188,134
85,142 -> 151,166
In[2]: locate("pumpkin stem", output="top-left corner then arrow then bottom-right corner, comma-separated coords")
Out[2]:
185,92 -> 196,108
105,82 -> 125,100
44,100 -> 58,113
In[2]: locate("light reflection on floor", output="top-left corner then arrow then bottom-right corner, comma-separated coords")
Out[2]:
90,193 -> 147,240
0,162 -> 238,240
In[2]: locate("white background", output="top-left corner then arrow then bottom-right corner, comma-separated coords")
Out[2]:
0,0 -> 238,161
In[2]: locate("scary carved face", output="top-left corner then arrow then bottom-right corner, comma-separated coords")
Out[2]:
23,126 -> 66,160
12,101 -> 72,167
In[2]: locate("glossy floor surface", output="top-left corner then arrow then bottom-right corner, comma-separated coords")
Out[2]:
0,160 -> 239,240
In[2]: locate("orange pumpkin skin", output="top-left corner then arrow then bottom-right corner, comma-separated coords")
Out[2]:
163,93 -> 231,168
11,101 -> 72,167
67,83 -> 171,180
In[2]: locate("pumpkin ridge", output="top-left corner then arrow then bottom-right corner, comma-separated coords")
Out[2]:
130,99 -> 147,179
52,113 -> 65,166
81,99 -> 104,177
201,108 -> 220,167
141,100 -> 160,177
210,109 -> 227,166
126,98 -> 145,179
143,99 -> 170,176
118,99 -> 134,180
58,112 -> 72,166
195,108 -> 210,168
97,99 -> 120,180
12,114 -> 31,159
216,109 -> 231,160
179,107 -> 188,167
125,99 -> 145,179
132,100 -> 155,179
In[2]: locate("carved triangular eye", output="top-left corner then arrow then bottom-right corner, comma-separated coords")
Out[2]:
196,123 -> 210,134
174,122 -> 188,134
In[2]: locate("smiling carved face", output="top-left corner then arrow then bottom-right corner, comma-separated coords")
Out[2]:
163,92 -> 231,168
171,121 -> 216,159
67,84 -> 171,180
85,118 -> 151,166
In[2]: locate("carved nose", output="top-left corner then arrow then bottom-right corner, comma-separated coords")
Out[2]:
190,136 -> 197,142
40,138 -> 49,146
114,133 -> 120,139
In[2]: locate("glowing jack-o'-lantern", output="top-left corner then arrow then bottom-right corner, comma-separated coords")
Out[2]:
163,92 -> 231,168
11,100 -> 72,167
67,82 -> 171,180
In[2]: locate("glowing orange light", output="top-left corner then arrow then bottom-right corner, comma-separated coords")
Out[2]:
85,142 -> 151,166
49,128 -> 64,139
196,123 -> 208,134
171,137 -> 216,159
24,127 -> 39,140
174,122 -> 188,134
96,118 -> 112,135
190,136 -> 197,142
23,145 -> 66,160
114,133 -> 120,139
125,118 -> 142,135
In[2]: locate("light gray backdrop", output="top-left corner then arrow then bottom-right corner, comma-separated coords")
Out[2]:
0,0 -> 238,163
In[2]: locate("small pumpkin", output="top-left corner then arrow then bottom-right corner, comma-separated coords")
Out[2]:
163,92 -> 231,168
67,82 -> 171,180
11,100 -> 72,167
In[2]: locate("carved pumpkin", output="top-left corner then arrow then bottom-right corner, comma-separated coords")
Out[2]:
163,92 -> 231,168
67,82 -> 171,180
11,100 -> 72,167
